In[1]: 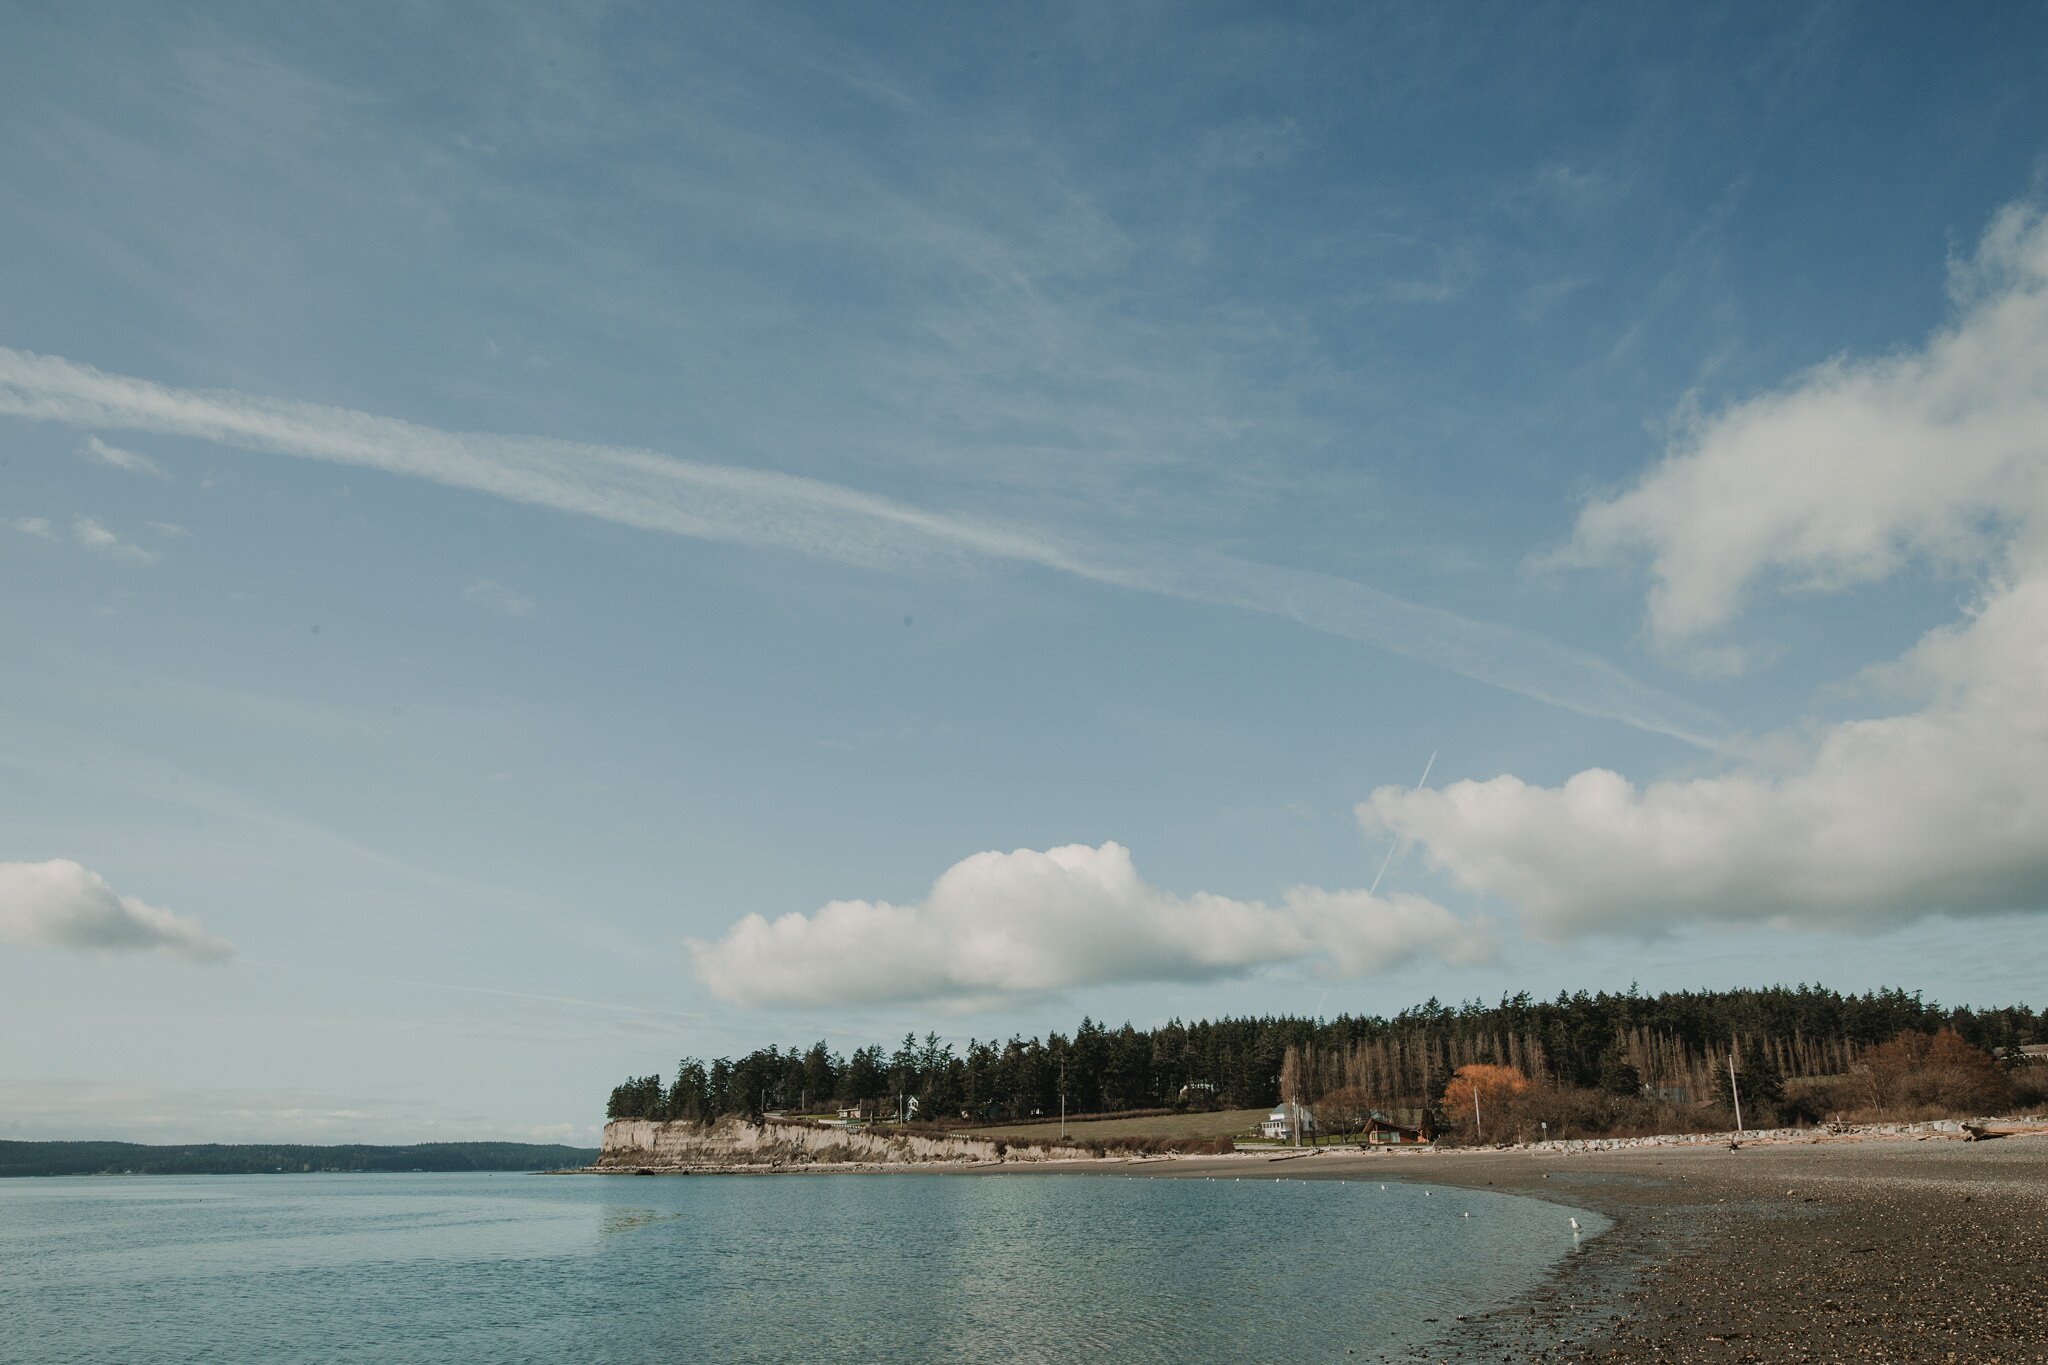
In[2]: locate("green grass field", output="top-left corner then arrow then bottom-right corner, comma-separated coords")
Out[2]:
963,1108 -> 1269,1142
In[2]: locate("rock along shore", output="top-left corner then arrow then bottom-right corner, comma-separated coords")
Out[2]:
588,1117 -> 1096,1172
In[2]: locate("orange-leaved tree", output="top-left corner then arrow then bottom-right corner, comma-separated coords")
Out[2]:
1438,1064 -> 1531,1139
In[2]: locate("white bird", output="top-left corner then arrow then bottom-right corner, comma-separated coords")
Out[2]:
1569,1217 -> 1580,1230
1379,1184 -> 1386,1191
1461,1211 -> 1470,1218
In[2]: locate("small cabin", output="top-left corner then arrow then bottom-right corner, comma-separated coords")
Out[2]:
1361,1112 -> 1424,1145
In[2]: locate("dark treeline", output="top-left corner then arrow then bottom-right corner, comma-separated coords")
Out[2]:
0,1141 -> 597,1178
607,984 -> 2041,1123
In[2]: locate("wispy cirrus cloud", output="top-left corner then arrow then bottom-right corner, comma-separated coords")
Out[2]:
79,434 -> 169,479
0,346 -> 1717,744
10,510 -> 158,564
462,578 -> 535,616
0,858 -> 231,962
689,840 -> 1490,1008
1093,550 -> 1723,747
71,515 -> 158,565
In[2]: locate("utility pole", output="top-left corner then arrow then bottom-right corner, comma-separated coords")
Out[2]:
1728,1050 -> 1744,1134
1059,1055 -> 1068,1141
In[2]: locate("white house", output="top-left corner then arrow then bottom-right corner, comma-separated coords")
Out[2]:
1257,1101 -> 1316,1140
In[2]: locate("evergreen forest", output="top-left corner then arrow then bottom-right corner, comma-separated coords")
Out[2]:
606,984 -> 2042,1132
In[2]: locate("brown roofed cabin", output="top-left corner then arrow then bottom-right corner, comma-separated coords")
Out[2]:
1362,1112 -> 1425,1145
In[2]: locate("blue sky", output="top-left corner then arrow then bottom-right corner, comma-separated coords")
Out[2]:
4,2 -> 2045,1143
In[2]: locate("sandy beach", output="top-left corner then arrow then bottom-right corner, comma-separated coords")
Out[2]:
1122,1133 -> 2048,1363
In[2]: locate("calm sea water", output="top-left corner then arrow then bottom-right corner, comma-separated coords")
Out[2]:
0,1170 -> 1602,1363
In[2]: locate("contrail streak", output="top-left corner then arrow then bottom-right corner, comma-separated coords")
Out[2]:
0,346 -> 1722,745
1368,750 -> 1436,897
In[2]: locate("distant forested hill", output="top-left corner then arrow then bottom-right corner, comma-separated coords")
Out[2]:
0,1141 -> 597,1177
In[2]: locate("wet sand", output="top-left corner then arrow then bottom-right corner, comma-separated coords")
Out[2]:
1125,1134 -> 2048,1362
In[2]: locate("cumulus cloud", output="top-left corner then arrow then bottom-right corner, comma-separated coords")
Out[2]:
689,841 -> 1489,1007
1554,201 -> 2048,648
1362,575 -> 2048,932
79,435 -> 169,479
0,859 -> 232,962
1368,202 -> 2048,936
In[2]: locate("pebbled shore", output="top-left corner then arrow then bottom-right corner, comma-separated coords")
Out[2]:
1144,1134 -> 2048,1363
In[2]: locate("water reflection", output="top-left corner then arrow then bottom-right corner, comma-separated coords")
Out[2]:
1,1172 -> 1604,1364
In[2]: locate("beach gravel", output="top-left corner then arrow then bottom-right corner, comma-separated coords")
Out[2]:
1370,1134 -> 2048,1363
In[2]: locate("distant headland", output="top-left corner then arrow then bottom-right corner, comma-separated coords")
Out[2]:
0,1141 -> 598,1178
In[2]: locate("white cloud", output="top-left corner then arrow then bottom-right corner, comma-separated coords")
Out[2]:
0,344 -> 1086,574
71,515 -> 159,565
463,578 -> 535,616
0,346 -> 1715,743
0,859 -> 232,962
1362,575 -> 2048,933
689,840 -> 1489,1007
1368,201 -> 2048,937
11,512 -> 160,564
79,435 -> 169,479
1553,202 -> 2048,648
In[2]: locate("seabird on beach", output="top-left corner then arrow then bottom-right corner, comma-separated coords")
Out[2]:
1569,1217 -> 1580,1230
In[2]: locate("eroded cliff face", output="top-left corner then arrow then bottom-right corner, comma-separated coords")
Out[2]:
596,1118 -> 1090,1169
